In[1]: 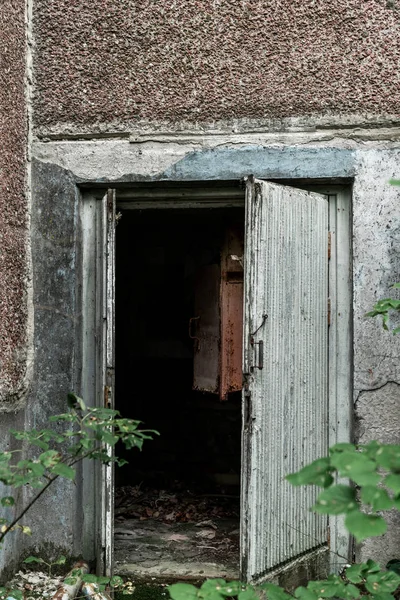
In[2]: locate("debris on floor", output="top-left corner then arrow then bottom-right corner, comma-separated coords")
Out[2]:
5,570 -> 61,598
115,484 -> 239,524
114,485 -> 240,580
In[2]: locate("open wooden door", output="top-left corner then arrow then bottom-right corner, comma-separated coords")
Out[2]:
97,188 -> 116,577
241,178 -> 329,582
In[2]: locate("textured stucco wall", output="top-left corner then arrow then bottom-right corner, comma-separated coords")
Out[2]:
0,0 -> 29,405
33,0 -> 400,132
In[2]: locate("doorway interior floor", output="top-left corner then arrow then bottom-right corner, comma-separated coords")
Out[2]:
114,485 -> 240,581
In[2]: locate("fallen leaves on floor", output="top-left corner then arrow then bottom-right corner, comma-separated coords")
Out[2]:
115,485 -> 239,525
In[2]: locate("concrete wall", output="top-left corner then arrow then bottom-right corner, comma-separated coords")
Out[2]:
33,0 -> 400,135
30,132 -> 400,569
0,0 -> 30,407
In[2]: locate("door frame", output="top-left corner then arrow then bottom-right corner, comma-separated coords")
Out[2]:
80,180 -> 352,579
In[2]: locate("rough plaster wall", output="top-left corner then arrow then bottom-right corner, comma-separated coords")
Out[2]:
352,149 -> 400,564
353,149 -> 400,392
0,0 -> 29,405
34,0 -> 400,130
356,384 -> 400,563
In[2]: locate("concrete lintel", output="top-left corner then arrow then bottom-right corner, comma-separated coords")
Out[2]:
33,142 -> 356,184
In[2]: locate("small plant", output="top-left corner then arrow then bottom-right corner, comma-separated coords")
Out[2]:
169,441 -> 400,600
0,392 -> 157,599
366,283 -> 400,334
23,554 -> 66,577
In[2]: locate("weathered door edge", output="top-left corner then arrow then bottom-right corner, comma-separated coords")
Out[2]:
100,189 -> 116,577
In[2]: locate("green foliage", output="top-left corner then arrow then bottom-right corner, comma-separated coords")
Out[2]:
366,284 -> 400,334
287,441 -> 400,542
23,554 -> 66,577
168,563 -> 400,600
170,440 -> 400,600
0,392 -> 157,545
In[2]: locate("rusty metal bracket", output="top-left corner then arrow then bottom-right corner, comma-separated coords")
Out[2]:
250,339 -> 264,370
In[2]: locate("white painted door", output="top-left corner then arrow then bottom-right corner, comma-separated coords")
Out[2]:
241,178 -> 329,582
98,189 -> 116,577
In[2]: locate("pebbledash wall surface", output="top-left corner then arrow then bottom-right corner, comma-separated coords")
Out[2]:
1,0 -> 400,581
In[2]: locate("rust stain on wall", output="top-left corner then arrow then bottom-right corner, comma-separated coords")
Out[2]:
34,0 -> 400,128
0,0 -> 28,404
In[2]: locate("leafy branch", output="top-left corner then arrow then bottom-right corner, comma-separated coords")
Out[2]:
0,392 -> 157,544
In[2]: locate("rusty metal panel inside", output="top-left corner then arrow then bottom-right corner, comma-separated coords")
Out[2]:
113,190 -> 244,579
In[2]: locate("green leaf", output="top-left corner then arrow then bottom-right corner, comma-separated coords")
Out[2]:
238,589 -> 259,600
385,474 -> 400,494
306,575 -> 358,599
217,582 -> 241,597
364,560 -> 383,574
200,580 -> 235,600
386,560 -> 400,575
110,575 -> 124,588
345,563 -> 365,583
168,583 -> 199,600
345,510 -> 387,542
294,586 -> 319,600
365,571 -> 400,594
0,497 -> 14,507
375,445 -> 400,472
101,431 -> 119,446
22,526 -> 32,535
67,392 -> 86,411
82,574 -> 100,584
368,594 -> 396,600
51,463 -> 76,480
361,486 -> 393,511
389,179 -> 400,186
24,556 -> 45,564
287,458 -> 333,488
330,443 -> 358,454
54,555 -> 66,565
39,450 -> 60,468
261,583 -> 292,600
330,452 -> 380,486
312,485 -> 358,515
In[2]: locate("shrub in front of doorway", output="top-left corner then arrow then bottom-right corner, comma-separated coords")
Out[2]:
169,440 -> 400,600
0,392 -> 157,598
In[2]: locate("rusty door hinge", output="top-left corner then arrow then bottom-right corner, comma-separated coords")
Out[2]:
328,232 -> 331,260
328,298 -> 331,326
104,385 -> 111,408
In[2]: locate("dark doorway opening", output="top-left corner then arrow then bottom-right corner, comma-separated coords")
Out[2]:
114,206 -> 244,580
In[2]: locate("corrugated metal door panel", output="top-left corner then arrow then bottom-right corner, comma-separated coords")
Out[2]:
241,178 -> 328,582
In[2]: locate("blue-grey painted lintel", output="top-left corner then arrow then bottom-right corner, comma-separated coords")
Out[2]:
162,146 -> 356,181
